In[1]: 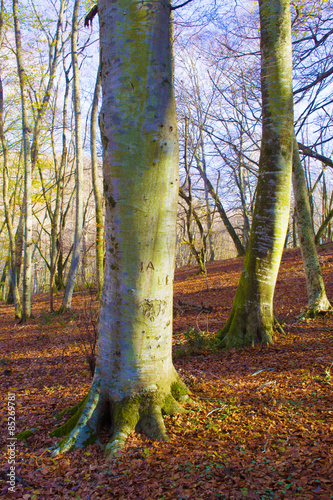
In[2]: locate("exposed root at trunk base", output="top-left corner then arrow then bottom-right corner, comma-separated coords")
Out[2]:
273,315 -> 287,336
297,302 -> 333,321
216,307 -> 274,349
51,375 -> 191,459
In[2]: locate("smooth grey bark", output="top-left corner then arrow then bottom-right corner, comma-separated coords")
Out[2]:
236,132 -> 251,248
0,70 -> 21,316
13,0 -> 33,321
52,0 -> 190,458
90,63 -> 104,299
0,3 -> 21,315
12,0 -> 66,318
217,0 -> 293,348
292,135 -> 332,317
60,0 -> 84,312
49,63 -> 70,310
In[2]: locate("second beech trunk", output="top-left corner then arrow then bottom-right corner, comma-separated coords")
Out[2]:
217,0 -> 293,348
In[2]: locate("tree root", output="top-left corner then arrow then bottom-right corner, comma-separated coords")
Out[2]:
297,303 -> 333,321
216,307 -> 274,349
51,376 -> 191,459
273,315 -> 287,336
53,394 -> 89,424
52,379 -> 102,455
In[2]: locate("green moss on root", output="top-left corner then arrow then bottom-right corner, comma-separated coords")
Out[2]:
171,380 -> 189,401
50,394 -> 88,438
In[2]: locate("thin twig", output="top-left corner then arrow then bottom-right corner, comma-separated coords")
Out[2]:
254,381 -> 276,392
206,405 -> 227,417
88,482 -> 96,500
250,368 -> 274,377
262,439 -> 269,453
197,369 -> 239,391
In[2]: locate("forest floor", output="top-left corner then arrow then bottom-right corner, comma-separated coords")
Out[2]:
0,245 -> 333,499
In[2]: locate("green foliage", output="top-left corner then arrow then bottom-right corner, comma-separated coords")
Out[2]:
39,310 -> 55,325
174,327 -> 216,358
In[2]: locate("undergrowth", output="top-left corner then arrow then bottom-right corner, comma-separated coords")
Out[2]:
174,327 -> 216,358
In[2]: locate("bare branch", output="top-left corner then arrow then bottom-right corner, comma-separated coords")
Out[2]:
294,66 -> 333,95
298,143 -> 333,169
172,0 -> 195,11
84,5 -> 98,28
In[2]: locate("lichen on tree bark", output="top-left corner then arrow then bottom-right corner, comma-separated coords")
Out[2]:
52,0 -> 191,458
292,136 -> 333,319
216,0 -> 294,349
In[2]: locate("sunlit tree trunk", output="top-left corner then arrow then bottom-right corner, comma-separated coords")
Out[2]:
292,136 -> 332,317
50,63 -> 70,311
90,63 -> 104,299
60,0 -> 84,312
13,0 -> 33,321
52,0 -> 190,458
217,0 -> 293,348
0,72 -> 21,317
0,2 -> 20,314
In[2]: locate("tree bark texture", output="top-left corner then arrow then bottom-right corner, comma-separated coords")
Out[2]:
52,0 -> 190,458
13,0 -> 33,321
90,63 -> 104,300
61,0 -> 84,311
292,136 -> 332,317
0,72 -> 21,318
217,0 -> 293,348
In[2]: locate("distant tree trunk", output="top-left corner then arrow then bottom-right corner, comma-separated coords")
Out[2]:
196,163 -> 245,256
292,209 -> 297,247
60,0 -> 84,312
292,136 -> 332,317
179,188 -> 207,275
0,257 -> 10,302
198,133 -> 215,261
217,0 -> 293,348
52,0 -> 190,458
237,133 -> 251,248
0,73 -> 21,317
315,207 -> 333,244
13,0 -> 33,321
50,63 -> 70,311
90,63 -> 104,299
0,0 -> 21,315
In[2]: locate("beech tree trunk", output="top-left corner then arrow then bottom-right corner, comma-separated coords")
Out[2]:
13,0 -> 33,321
216,0 -> 293,348
60,0 -> 84,312
52,0 -> 190,458
90,63 -> 104,299
292,136 -> 332,318
0,71 -> 21,318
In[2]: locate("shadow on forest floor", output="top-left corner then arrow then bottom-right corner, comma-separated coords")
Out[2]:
1,245 -> 333,499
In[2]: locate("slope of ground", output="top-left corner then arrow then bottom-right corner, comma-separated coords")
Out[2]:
0,246 -> 333,499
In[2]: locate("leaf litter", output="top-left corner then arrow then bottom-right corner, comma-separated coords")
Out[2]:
0,245 -> 333,499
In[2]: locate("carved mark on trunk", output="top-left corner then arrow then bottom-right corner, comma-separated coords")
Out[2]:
140,299 -> 167,322
140,261 -> 155,271
158,275 -> 169,285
